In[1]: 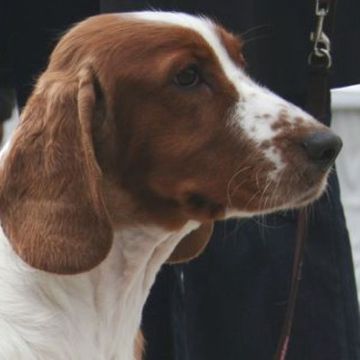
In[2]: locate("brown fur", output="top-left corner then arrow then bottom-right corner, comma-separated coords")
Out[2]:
167,223 -> 214,263
215,25 -> 246,67
135,331 -> 145,360
0,66 -> 112,274
0,15 -> 247,274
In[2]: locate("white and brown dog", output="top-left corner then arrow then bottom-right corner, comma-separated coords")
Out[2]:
0,12 -> 341,360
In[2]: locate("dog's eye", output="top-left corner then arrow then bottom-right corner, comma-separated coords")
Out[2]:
174,66 -> 201,88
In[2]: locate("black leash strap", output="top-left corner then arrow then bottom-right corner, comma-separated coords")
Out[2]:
274,1 -> 336,359
274,210 -> 308,360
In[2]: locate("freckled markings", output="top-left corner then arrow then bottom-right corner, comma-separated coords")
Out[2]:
260,140 -> 271,150
130,11 -> 287,172
128,11 -> 318,175
263,146 -> 286,180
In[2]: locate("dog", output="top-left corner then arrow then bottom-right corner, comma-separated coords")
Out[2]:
0,11 -> 342,360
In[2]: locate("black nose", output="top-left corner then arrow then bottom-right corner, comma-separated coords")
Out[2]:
302,131 -> 342,168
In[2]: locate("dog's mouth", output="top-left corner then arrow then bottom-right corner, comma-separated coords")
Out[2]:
148,128 -> 340,223
223,166 -> 331,219
183,178 -> 326,222
227,128 -> 342,216
179,158 -> 333,222
278,177 -> 328,210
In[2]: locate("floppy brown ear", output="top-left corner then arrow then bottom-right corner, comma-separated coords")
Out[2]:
167,223 -> 214,264
0,66 -> 113,274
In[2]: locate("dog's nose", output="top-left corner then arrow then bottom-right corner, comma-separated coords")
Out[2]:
301,131 -> 342,169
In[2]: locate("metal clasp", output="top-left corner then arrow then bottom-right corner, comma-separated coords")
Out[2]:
308,0 -> 332,68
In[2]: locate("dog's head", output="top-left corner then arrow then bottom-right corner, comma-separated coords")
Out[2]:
0,12 -> 342,273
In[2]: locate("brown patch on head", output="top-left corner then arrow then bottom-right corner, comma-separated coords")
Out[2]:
215,25 -> 246,67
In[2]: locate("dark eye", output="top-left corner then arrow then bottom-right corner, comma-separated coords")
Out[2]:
174,65 -> 201,88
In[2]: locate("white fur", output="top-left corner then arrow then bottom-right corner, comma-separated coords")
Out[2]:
0,218 -> 199,360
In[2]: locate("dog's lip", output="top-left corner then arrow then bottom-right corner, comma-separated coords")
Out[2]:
224,171 -> 328,218
297,190 -> 318,204
225,188 -> 317,217
291,184 -> 324,207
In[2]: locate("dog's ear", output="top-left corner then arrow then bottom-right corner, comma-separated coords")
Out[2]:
0,66 -> 113,274
167,223 -> 213,264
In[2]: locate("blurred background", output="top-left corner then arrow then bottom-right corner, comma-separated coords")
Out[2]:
331,84 -> 360,300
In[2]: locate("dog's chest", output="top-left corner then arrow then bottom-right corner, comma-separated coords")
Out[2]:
0,225 -> 191,360
0,234 -> 144,360
40,271 -> 129,360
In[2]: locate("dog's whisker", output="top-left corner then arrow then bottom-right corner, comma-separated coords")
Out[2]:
240,24 -> 270,38
242,34 -> 272,46
226,165 -> 252,207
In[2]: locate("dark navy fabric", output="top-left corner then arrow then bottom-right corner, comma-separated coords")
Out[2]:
142,176 -> 360,360
2,1 -> 99,108
161,173 -> 359,360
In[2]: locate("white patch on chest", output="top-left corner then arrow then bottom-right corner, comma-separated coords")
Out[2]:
0,221 -> 199,360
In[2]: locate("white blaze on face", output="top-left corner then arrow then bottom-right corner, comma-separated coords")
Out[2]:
128,11 -> 317,178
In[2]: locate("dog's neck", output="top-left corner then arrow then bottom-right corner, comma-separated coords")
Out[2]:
107,221 -> 198,359
0,218 -> 198,359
